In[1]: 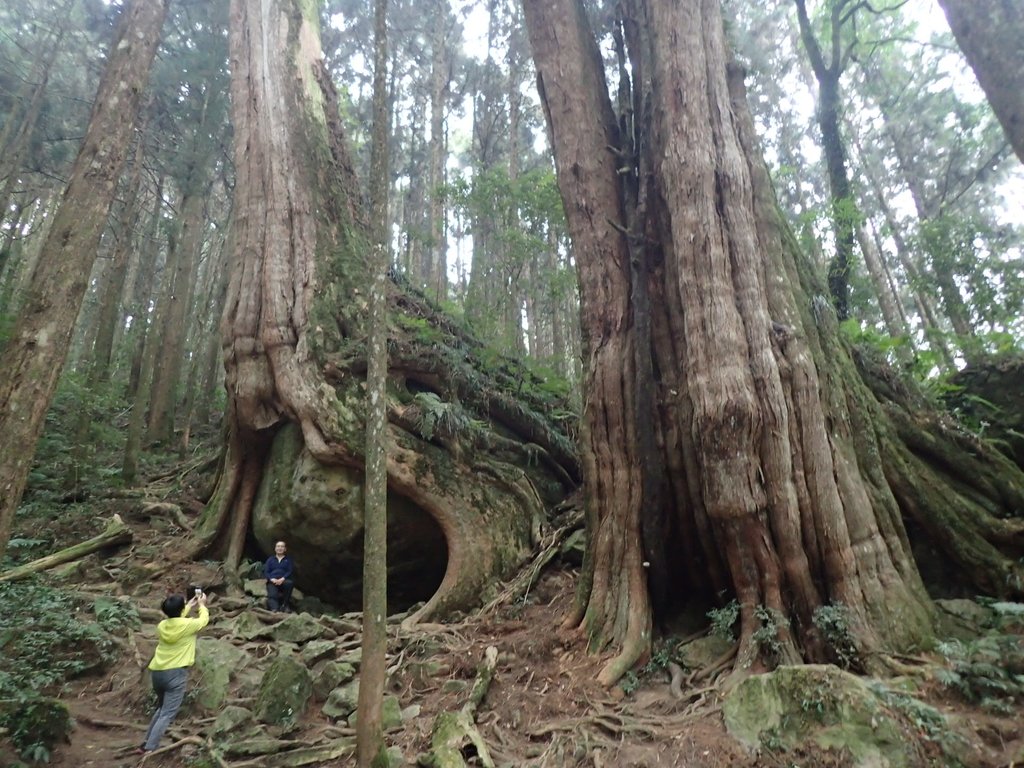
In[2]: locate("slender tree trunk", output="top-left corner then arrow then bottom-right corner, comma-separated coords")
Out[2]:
426,0 -> 449,304
357,0 -> 390,762
939,0 -> 1024,164
148,190 -> 205,444
793,0 -> 856,321
855,223 -> 906,339
0,19 -> 66,225
0,0 -> 169,558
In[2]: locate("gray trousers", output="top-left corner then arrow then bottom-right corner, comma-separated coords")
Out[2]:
143,667 -> 189,751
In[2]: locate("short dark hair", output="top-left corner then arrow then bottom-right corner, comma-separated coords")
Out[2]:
161,595 -> 186,618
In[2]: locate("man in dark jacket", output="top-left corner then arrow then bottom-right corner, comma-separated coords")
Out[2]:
264,540 -> 295,612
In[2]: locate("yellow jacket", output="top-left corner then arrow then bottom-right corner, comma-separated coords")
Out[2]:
148,604 -> 209,671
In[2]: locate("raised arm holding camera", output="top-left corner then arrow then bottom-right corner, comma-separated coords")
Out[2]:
138,589 -> 210,754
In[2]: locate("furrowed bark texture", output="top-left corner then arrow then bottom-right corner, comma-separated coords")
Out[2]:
196,0 -> 577,618
526,0 -> 1024,684
0,0 -> 169,559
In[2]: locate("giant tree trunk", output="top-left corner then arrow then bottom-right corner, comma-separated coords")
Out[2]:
193,0 -> 578,621
524,0 -> 1024,685
0,0 -> 169,559
939,0 -> 1024,164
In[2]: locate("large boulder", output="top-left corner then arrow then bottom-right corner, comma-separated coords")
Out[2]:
252,425 -> 448,610
723,665 -> 941,767
254,652 -> 313,730
193,638 -> 251,711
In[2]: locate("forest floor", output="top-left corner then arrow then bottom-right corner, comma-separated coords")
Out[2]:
1,457 -> 1023,768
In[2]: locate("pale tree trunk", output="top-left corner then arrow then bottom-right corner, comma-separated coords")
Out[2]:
425,0 -> 450,304
4,193 -> 57,318
857,145 -> 953,367
357,0 -> 390,762
939,0 -> 1024,164
122,185 -> 167,485
195,224 -> 233,428
855,223 -> 907,340
148,190 -> 206,444
0,0 -> 169,559
72,137 -> 147,465
0,17 -> 67,226
183,218 -> 232,448
880,115 -> 978,357
526,0 -> 1024,685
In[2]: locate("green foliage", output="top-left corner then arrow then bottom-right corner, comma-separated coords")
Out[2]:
812,603 -> 861,670
619,638 -> 680,696
935,635 -> 1024,713
867,682 -> 949,742
708,599 -> 740,640
92,596 -> 140,635
409,392 -> 472,441
0,580 -> 117,701
1,697 -> 72,763
751,605 -> 788,663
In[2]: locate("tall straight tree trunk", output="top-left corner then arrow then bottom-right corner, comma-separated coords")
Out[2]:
524,0 -> 649,684
0,17 -> 67,226
0,0 -> 169,558
525,0 -> 1024,685
357,0 -> 390,760
939,0 -> 1024,164
426,0 -> 449,304
793,0 -> 857,321
148,190 -> 206,444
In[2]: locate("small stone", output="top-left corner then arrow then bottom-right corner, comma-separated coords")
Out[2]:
301,640 -> 336,666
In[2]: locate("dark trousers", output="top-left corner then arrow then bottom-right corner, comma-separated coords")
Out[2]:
267,579 -> 293,611
143,667 -> 188,751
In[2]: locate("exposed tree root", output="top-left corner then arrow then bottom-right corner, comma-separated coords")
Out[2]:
480,507 -> 583,615
417,646 -> 498,768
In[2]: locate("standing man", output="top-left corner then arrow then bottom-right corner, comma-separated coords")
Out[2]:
264,540 -> 295,612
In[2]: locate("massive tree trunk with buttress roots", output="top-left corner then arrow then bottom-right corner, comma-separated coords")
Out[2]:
192,0 -> 578,620
523,0 -> 1024,685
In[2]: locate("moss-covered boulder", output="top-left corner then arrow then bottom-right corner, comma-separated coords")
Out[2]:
323,680 -> 360,720
212,705 -> 254,737
312,660 -> 356,701
347,694 -> 403,730
271,613 -> 326,644
194,638 -> 250,711
300,639 -> 336,666
677,634 -> 735,670
232,610 -> 273,641
255,653 -> 313,730
723,665 -> 921,766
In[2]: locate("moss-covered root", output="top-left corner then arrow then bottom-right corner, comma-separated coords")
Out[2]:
416,646 -> 498,768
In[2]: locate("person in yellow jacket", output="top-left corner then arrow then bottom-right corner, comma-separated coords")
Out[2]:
139,590 -> 210,753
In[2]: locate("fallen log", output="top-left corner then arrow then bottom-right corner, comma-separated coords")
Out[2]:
0,515 -> 132,582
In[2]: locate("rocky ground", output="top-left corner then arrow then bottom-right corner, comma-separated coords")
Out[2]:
1,478 -> 1023,768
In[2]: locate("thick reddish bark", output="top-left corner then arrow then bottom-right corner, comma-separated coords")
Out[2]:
195,0 -> 578,622
526,0 -> 1024,684
0,0 -> 169,559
